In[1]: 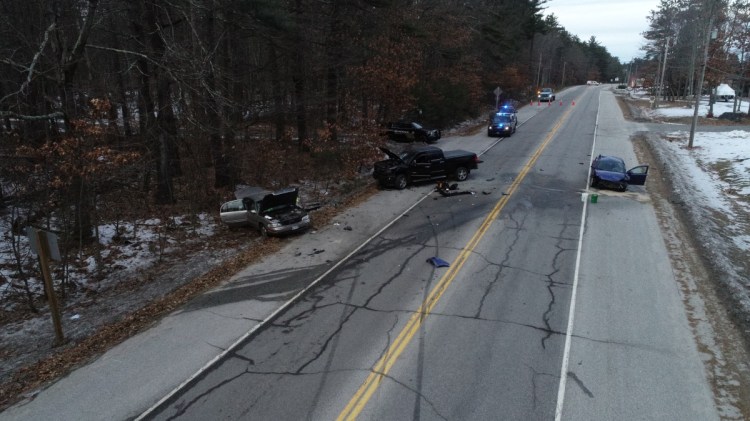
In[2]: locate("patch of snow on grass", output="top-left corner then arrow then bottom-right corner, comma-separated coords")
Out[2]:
1,212 -> 220,307
662,131 -> 738,218
660,127 -> 750,254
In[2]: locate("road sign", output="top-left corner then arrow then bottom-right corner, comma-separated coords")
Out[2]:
494,87 -> 503,108
26,226 -> 65,344
27,227 -> 61,261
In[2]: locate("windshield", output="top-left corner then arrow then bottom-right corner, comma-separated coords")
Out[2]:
399,150 -> 418,161
491,114 -> 512,124
596,158 -> 626,173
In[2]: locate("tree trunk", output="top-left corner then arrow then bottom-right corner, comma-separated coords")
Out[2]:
155,74 -> 178,204
53,0 -> 101,243
325,0 -> 341,142
204,2 -> 232,188
269,42 -> 285,141
293,0 -> 308,148
142,0 -> 179,204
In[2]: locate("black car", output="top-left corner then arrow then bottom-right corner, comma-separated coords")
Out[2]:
385,121 -> 441,143
590,155 -> 649,191
487,112 -> 517,137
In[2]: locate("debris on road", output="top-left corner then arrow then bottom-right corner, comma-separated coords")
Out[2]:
436,181 -> 475,197
427,257 -> 450,268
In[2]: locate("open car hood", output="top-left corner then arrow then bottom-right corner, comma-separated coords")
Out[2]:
379,147 -> 403,163
258,188 -> 299,213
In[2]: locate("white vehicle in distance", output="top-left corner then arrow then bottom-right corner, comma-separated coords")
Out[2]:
538,87 -> 555,102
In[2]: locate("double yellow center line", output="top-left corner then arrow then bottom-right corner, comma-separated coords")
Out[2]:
337,104 -> 574,420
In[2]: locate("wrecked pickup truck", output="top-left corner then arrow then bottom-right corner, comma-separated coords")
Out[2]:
373,146 -> 481,189
219,186 -> 311,236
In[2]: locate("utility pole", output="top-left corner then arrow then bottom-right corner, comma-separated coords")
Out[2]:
655,37 -> 670,108
535,53 -> 543,88
561,61 -> 567,87
626,61 -> 632,87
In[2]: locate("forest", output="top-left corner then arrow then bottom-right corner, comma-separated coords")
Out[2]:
0,0 -> 748,310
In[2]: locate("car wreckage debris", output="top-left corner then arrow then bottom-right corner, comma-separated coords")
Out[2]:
427,257 -> 451,268
436,181 -> 475,197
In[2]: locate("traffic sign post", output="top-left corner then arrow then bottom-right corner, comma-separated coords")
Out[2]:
27,227 -> 65,345
493,86 -> 502,109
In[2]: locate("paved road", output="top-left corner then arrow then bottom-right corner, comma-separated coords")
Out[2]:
0,87 -> 720,420
140,88 -> 718,420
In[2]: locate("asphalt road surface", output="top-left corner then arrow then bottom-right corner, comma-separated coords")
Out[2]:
142,87 -> 718,420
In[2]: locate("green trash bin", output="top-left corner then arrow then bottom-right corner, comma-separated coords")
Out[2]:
590,193 -> 598,203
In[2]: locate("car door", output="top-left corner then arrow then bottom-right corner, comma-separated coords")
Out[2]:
627,165 -> 649,185
409,152 -> 433,182
407,123 -> 420,141
245,198 -> 261,227
427,150 -> 447,180
221,200 -> 246,225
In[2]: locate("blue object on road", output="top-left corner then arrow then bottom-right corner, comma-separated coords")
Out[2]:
427,257 -> 450,268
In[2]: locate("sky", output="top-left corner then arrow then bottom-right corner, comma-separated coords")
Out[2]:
544,0 -> 663,62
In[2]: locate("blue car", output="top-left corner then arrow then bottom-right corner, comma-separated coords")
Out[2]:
590,155 -> 649,191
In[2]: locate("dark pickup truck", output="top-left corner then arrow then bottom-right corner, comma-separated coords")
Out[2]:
373,146 -> 481,189
385,121 -> 441,143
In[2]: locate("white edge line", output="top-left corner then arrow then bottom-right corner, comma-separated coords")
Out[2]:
136,190 -> 435,419
137,126 -> 516,419
554,89 -> 600,421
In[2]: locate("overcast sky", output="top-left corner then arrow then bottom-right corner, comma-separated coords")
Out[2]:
543,0 -> 662,62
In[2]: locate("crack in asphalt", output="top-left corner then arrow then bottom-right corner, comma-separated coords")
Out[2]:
161,368 -> 250,421
292,305 -> 358,374
541,218 -> 578,350
327,301 -> 568,340
305,261 -> 364,421
202,309 -> 264,323
541,268 -> 560,350
379,369 -> 450,421
527,364 -> 560,410
475,210 -> 527,318
273,236 -> 429,376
